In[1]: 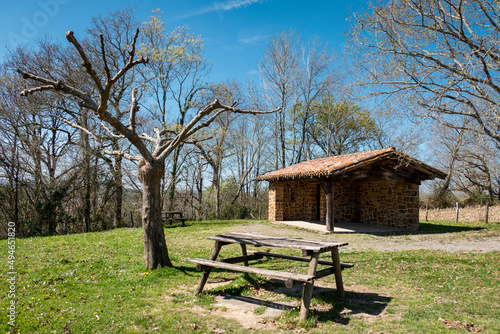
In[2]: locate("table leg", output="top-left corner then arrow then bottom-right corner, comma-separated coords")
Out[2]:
195,241 -> 223,295
240,244 -> 249,266
331,247 -> 345,298
299,251 -> 319,321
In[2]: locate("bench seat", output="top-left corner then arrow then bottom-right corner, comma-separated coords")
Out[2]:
190,258 -> 314,287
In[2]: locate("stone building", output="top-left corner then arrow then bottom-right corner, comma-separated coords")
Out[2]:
256,147 -> 446,232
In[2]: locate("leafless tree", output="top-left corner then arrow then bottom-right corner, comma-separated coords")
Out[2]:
349,0 -> 500,147
139,10 -> 211,212
259,29 -> 301,169
16,26 -> 277,269
295,37 -> 337,163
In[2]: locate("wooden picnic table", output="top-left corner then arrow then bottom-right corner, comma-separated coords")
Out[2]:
190,232 -> 352,320
161,211 -> 187,227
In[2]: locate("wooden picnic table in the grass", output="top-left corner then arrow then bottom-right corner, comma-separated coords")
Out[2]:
189,232 -> 352,321
161,211 -> 187,227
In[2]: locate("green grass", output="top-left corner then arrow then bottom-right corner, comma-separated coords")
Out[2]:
1,220 -> 499,333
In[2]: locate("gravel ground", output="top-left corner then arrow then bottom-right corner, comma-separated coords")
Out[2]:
234,222 -> 500,253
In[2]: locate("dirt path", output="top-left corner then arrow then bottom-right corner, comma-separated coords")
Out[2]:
233,222 -> 500,253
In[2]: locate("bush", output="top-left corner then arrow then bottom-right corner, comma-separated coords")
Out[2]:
463,189 -> 491,206
427,186 -> 458,209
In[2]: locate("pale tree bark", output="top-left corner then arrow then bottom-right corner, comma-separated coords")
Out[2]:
137,158 -> 171,268
81,110 -> 92,232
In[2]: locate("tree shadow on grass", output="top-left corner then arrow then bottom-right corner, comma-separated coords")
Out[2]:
370,221 -> 487,237
416,221 -> 486,234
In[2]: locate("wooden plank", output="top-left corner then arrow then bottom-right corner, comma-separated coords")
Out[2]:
207,232 -> 348,252
314,267 -> 336,280
190,258 -> 314,283
220,254 -> 264,264
248,251 -> 353,270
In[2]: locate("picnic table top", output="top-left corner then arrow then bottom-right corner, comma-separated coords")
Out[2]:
207,232 -> 348,252
161,211 -> 183,215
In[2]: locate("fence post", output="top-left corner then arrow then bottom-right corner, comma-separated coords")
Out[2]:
485,203 -> 490,224
455,202 -> 459,223
130,211 -> 134,228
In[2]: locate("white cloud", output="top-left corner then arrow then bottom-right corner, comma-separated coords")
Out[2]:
180,0 -> 266,19
239,34 -> 270,44
246,69 -> 259,76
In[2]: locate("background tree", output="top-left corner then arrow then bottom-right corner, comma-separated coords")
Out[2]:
455,132 -> 500,204
294,37 -> 337,163
259,29 -> 300,169
349,0 -> 500,147
139,10 -> 210,212
194,82 -> 241,219
307,97 -> 379,157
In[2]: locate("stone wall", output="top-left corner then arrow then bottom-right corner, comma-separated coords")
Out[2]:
268,180 -> 319,221
268,178 -> 420,230
358,181 -> 419,230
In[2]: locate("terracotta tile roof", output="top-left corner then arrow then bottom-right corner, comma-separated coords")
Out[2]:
256,147 -> 447,181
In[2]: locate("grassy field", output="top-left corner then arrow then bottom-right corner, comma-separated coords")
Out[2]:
1,220 -> 499,333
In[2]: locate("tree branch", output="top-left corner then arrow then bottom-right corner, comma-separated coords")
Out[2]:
65,31 -> 104,95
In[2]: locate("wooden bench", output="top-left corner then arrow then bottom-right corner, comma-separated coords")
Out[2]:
191,258 -> 315,288
161,211 -> 188,227
190,232 -> 352,321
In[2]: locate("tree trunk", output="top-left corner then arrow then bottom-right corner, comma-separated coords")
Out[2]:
138,158 -> 172,269
167,145 -> 182,211
213,167 -> 220,219
114,155 -> 123,228
82,112 -> 92,233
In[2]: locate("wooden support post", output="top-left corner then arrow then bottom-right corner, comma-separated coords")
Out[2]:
299,251 -> 319,321
327,181 -> 334,232
455,202 -> 459,223
130,211 -> 134,228
195,241 -> 223,295
331,247 -> 345,298
320,181 -> 334,232
240,244 -> 249,266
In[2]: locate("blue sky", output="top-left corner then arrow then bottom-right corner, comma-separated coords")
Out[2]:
0,0 -> 368,83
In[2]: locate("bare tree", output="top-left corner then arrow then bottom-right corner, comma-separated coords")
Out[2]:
194,82 -> 241,219
139,10 -> 211,211
85,9 -> 141,228
295,37 -> 337,163
16,26 -> 277,269
259,29 -> 300,169
455,131 -> 500,203
349,0 -> 500,147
